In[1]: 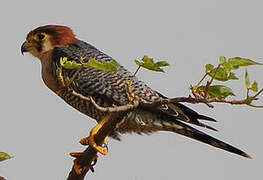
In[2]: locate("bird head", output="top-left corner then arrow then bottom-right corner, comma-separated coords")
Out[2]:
21,25 -> 77,59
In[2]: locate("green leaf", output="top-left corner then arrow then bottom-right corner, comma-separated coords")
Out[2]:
219,56 -> 226,64
208,67 -> 229,81
60,57 -> 119,72
60,57 -> 82,69
155,61 -> 170,67
245,69 -> 250,88
250,81 -> 258,92
205,64 -> 214,73
0,152 -> 12,162
208,85 -> 235,98
228,72 -> 238,80
222,61 -> 233,73
228,57 -> 262,69
135,56 -> 169,72
86,58 -> 119,72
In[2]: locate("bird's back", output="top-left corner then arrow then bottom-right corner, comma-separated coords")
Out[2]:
52,40 -> 162,106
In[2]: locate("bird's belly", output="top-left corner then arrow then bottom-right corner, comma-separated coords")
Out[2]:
56,88 -> 161,137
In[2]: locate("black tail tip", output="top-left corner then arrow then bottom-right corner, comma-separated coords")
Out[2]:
243,153 -> 252,159
198,114 -> 217,122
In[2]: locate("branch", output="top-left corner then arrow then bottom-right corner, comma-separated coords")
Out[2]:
89,97 -> 139,112
55,67 -> 131,179
67,112 -> 128,180
60,79 -> 136,179
61,55 -> 262,180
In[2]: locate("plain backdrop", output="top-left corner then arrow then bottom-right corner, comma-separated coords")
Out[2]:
0,0 -> 263,180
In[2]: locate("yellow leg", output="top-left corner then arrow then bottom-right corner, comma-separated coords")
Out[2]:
79,114 -> 110,155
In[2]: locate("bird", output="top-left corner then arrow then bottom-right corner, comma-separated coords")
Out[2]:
21,25 -> 250,173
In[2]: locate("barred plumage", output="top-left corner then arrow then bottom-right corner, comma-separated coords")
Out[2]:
21,25 -> 250,159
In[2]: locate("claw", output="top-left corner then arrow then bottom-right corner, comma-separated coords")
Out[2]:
70,152 -> 83,158
70,114 -> 110,174
79,136 -> 89,145
73,158 -> 83,175
70,152 -> 99,174
89,155 -> 98,172
80,114 -> 110,155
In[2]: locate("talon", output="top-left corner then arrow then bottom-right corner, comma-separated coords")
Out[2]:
88,133 -> 108,155
70,152 -> 83,158
71,153 -> 99,174
73,158 -> 83,175
79,134 -> 108,155
89,155 -> 98,173
81,114 -> 110,155
79,137 -> 89,145
91,155 -> 98,166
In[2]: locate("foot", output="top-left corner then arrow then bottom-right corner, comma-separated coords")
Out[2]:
80,114 -> 110,155
70,152 -> 98,174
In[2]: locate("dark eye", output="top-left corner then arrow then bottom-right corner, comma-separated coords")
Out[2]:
38,33 -> 46,40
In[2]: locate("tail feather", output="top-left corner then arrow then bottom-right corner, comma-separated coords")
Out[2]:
155,92 -> 217,130
173,102 -> 216,122
197,121 -> 218,131
159,117 -> 251,158
151,92 -> 251,158
164,103 -> 218,131
196,113 -> 216,122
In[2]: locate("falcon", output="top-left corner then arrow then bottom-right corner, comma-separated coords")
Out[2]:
21,25 -> 250,172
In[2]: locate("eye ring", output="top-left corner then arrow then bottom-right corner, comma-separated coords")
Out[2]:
34,33 -> 47,41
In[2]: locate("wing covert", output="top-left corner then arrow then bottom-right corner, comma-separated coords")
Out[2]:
51,40 -> 162,106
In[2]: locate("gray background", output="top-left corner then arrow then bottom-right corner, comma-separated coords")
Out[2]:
0,0 -> 262,179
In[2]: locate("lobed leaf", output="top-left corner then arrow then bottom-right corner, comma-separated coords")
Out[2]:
219,56 -> 226,64
222,61 -> 233,73
205,64 -> 214,73
208,85 -> 235,98
86,58 -> 119,72
60,57 -> 82,69
207,67 -> 229,81
0,152 -> 12,162
250,81 -> 258,92
196,85 -> 235,98
155,61 -> 170,67
135,56 -> 169,72
228,57 -> 262,69
228,72 -> 238,80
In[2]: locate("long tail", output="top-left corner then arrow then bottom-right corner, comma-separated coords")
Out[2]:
153,114 -> 251,158
150,92 -> 251,158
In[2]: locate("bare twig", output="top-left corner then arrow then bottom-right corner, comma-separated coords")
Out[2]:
166,96 -> 214,108
89,96 -> 139,113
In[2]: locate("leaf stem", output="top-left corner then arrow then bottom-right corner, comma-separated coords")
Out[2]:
246,88 -> 250,99
208,64 -> 220,85
204,64 -> 220,98
133,65 -> 141,77
252,87 -> 263,99
196,73 -> 208,87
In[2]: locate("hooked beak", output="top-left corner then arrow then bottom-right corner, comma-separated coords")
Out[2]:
21,41 -> 29,55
